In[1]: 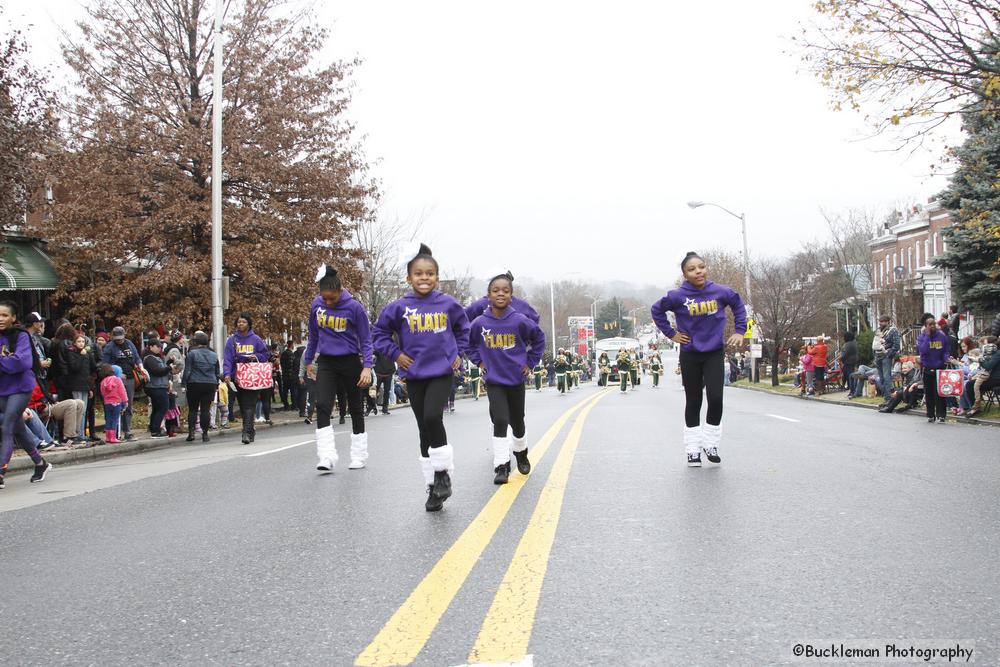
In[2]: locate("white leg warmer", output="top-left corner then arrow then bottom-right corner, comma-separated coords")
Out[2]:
316,426 -> 338,467
429,444 -> 455,473
683,425 -> 703,456
419,456 -> 434,486
511,434 -> 527,453
702,423 -> 721,451
348,432 -> 368,469
491,436 -> 510,468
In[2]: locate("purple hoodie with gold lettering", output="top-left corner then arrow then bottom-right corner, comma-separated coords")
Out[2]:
651,280 -> 746,353
304,290 -> 373,367
373,290 -> 470,380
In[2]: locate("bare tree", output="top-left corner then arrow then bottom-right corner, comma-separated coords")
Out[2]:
353,209 -> 425,320
798,0 -> 1000,146
530,280 -> 600,354
752,256 -> 832,386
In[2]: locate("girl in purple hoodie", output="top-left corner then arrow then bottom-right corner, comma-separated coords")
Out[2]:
373,245 -> 471,511
222,313 -> 270,444
651,252 -> 746,467
0,301 -> 50,488
468,273 -> 546,485
306,265 -> 374,473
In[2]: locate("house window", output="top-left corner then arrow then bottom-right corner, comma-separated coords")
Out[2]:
907,247 -> 913,272
924,239 -> 930,264
45,185 -> 54,203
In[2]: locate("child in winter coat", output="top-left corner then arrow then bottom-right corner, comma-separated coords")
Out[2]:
99,364 -> 128,443
799,348 -> 816,396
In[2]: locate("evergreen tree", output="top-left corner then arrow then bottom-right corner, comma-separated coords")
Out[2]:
596,298 -> 632,339
935,75 -> 1000,314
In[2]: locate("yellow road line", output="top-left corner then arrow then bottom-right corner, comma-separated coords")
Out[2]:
468,390 -> 608,663
355,390 -> 609,667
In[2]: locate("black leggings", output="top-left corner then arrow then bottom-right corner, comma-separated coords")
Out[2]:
923,369 -> 947,419
377,375 -> 392,411
187,383 -> 217,432
407,374 -> 452,456
679,348 -> 725,428
485,383 -> 526,438
236,388 -> 260,433
315,355 -> 365,434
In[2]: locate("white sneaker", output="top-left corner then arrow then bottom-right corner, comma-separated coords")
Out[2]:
348,459 -> 366,470
317,459 -> 334,473
255,417 -> 265,423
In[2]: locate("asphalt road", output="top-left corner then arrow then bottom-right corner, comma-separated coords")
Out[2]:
1,354 -> 997,666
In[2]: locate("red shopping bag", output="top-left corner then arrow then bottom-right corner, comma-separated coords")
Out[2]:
936,369 -> 963,397
236,362 -> 274,390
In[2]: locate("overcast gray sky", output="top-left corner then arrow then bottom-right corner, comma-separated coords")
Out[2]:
8,0 -> 955,287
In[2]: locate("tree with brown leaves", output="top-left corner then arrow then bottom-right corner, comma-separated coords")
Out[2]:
0,12 -> 59,232
40,0 -> 377,335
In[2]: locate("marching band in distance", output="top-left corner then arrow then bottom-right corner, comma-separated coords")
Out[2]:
304,244 -> 746,510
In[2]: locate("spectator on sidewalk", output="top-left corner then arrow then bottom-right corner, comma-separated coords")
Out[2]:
57,333 -> 97,439
24,312 -> 52,382
873,315 -> 901,400
966,336 -> 1000,417
98,364 -> 128,443
279,340 -> 295,410
812,335 -> 829,395
840,331 -> 859,395
992,312 -> 1000,337
101,326 -> 144,441
143,339 -> 175,438
878,360 -> 922,413
182,331 -> 219,443
28,380 -> 87,446
291,340 -> 306,416
798,346 -> 815,396
374,350 -> 396,415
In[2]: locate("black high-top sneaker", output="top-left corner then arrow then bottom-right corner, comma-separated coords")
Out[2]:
687,452 -> 702,467
702,447 -> 721,464
513,449 -> 531,475
425,485 -> 443,512
494,462 -> 510,485
432,470 -> 452,503
30,460 -> 53,483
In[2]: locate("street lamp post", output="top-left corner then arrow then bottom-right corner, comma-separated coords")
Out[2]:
210,0 -> 225,355
687,200 -> 756,381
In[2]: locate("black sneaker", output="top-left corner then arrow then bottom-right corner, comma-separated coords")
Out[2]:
241,432 -> 251,445
382,410 -> 390,415
512,449 -> 531,475
432,470 -> 452,503
0,474 -> 5,489
30,461 -> 52,483
937,417 -> 946,423
494,462 -> 510,485
702,446 -> 721,464
425,485 -> 443,512
927,417 -> 936,423
339,416 -> 346,425
150,432 -> 168,439
124,433 -> 137,442
304,418 -> 312,425
38,441 -> 56,451
265,420 -> 273,425
687,452 -> 702,467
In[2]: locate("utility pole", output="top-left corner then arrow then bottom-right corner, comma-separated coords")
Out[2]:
211,0 -> 225,355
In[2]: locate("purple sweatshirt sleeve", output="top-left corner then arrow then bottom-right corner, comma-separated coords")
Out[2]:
651,294 -> 677,338
467,320 -> 483,366
452,301 -> 471,358
0,331 -> 33,374
525,320 -> 545,369
222,337 -> 235,378
355,301 -> 374,368
304,303 -> 319,364
465,298 -> 487,324
373,302 -> 402,363
726,286 -> 748,335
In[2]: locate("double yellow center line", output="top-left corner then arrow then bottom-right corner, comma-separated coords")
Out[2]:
355,389 -> 609,667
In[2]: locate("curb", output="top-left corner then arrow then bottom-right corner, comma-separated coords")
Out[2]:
730,383 -> 1000,428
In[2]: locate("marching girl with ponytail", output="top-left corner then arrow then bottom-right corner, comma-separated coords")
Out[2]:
373,245 -> 471,511
651,251 -> 746,467
468,272 -> 545,485
306,265 -> 374,473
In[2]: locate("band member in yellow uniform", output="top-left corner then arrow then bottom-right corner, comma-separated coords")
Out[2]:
555,349 -> 569,394
616,349 -> 631,393
650,353 -> 662,388
598,352 -> 610,387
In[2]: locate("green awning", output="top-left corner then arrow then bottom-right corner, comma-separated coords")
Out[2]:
0,242 -> 59,291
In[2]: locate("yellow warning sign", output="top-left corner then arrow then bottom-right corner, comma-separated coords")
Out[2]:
744,318 -> 755,339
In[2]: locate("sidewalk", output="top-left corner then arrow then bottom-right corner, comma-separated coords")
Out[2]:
729,380 -> 1000,428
